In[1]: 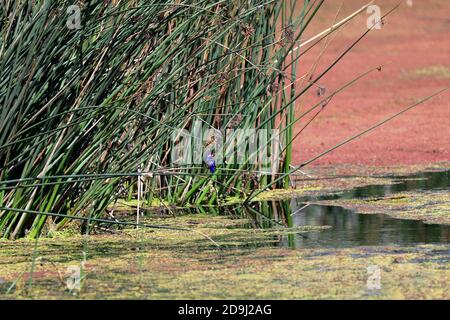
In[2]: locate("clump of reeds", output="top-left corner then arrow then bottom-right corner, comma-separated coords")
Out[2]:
2,1 -> 433,239
0,0 -> 310,238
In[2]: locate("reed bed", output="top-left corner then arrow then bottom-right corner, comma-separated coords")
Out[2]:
2,1 -> 440,239
0,0 -> 309,238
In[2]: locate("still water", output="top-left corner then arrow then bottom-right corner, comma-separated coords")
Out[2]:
246,170 -> 450,248
136,170 -> 449,249
283,201 -> 449,248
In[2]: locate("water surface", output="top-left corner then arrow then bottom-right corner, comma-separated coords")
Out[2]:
241,170 -> 450,248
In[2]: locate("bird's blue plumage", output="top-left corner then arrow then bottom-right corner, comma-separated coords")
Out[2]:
204,153 -> 216,173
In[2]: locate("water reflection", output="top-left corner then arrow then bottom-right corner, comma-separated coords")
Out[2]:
321,170 -> 449,201
138,170 -> 450,249
243,170 -> 450,249
282,201 -> 450,249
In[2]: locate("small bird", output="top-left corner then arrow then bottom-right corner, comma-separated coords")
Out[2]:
204,151 -> 216,173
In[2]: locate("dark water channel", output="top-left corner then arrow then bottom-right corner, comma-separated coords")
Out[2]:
252,170 -> 450,248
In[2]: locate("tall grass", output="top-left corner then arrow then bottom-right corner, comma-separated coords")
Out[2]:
0,0 -> 312,238
2,1 -> 435,239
